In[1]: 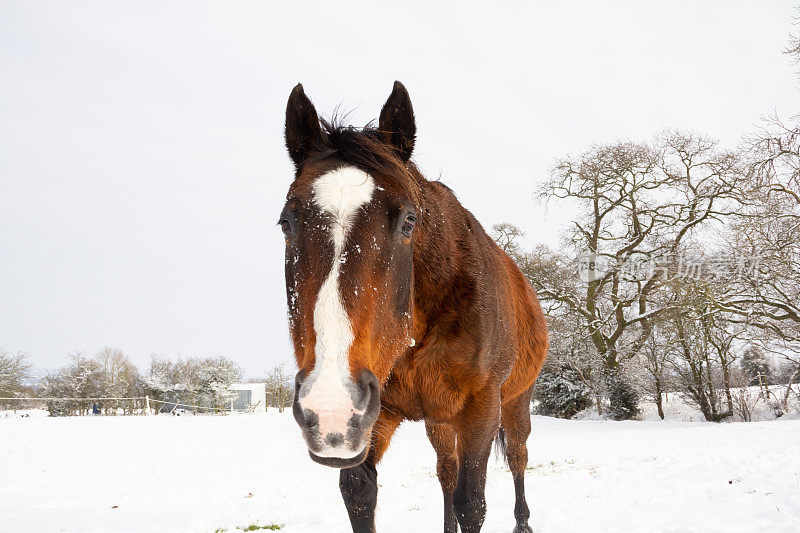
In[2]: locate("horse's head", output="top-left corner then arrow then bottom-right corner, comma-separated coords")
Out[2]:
281,82 -> 419,467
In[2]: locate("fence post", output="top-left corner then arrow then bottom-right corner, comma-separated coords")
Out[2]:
145,395 -> 151,416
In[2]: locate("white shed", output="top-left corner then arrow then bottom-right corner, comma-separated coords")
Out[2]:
230,383 -> 267,413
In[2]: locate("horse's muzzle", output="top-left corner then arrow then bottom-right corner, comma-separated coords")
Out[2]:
292,368 -> 380,468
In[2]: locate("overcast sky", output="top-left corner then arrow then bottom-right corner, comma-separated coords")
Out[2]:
1,1 -> 797,376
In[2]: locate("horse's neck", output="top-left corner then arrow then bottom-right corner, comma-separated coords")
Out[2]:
411,180 -> 466,315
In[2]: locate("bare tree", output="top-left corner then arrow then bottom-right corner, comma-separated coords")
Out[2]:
714,16 -> 800,344
639,325 -> 672,420
265,362 -> 294,412
786,6 -> 800,80
660,274 -> 752,422
0,350 -> 32,408
491,223 -> 525,261
534,132 -> 746,415
711,120 -> 800,348
94,347 -> 141,414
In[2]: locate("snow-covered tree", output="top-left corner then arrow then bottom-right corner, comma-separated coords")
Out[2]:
0,350 -> 31,401
41,352 -> 104,416
143,355 -> 204,411
142,355 -> 175,399
740,346 -> 773,387
198,356 -> 243,411
533,362 -> 593,419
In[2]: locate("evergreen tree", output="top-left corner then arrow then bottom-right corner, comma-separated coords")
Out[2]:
604,368 -> 640,421
740,347 -> 772,386
533,363 -> 593,419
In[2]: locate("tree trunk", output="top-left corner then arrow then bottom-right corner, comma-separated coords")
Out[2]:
721,360 -> 734,416
784,366 -> 800,410
655,380 -> 665,420
695,388 -> 713,422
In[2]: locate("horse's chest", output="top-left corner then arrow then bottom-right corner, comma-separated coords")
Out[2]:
382,350 -> 469,424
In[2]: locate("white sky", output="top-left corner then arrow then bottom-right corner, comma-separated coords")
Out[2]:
1,1 -> 797,377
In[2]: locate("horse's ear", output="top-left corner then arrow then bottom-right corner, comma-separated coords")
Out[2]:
285,83 -> 322,168
379,81 -> 416,162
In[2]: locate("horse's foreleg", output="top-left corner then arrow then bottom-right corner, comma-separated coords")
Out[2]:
339,407 -> 402,533
340,460 -> 378,533
425,421 -> 459,533
500,388 -> 534,533
453,391 -> 501,533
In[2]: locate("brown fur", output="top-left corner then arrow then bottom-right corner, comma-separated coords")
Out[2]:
380,178 -> 547,426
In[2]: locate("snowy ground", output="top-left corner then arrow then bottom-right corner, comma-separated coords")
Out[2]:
1,412 -> 798,533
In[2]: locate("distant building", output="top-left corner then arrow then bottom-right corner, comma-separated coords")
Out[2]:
230,383 -> 266,413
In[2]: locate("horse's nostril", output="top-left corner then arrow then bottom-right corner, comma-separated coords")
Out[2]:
352,369 -> 379,412
359,369 -> 379,396
302,409 -> 319,429
325,432 -> 344,447
356,369 -> 381,427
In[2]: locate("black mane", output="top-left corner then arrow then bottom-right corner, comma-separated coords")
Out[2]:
307,118 -> 420,193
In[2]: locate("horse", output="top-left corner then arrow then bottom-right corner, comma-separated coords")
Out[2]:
280,81 -> 548,533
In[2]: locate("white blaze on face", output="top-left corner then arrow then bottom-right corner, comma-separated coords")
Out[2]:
298,166 -> 375,457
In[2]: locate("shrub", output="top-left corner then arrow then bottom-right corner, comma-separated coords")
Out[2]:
605,369 -> 640,421
533,363 -> 593,418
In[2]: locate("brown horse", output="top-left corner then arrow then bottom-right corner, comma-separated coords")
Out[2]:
281,81 -> 547,533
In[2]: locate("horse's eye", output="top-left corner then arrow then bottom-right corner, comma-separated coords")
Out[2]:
401,215 -> 415,239
280,219 -> 291,236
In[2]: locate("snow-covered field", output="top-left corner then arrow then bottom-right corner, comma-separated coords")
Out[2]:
1,412 -> 798,533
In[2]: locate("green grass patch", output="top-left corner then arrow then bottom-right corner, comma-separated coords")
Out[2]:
240,524 -> 284,531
